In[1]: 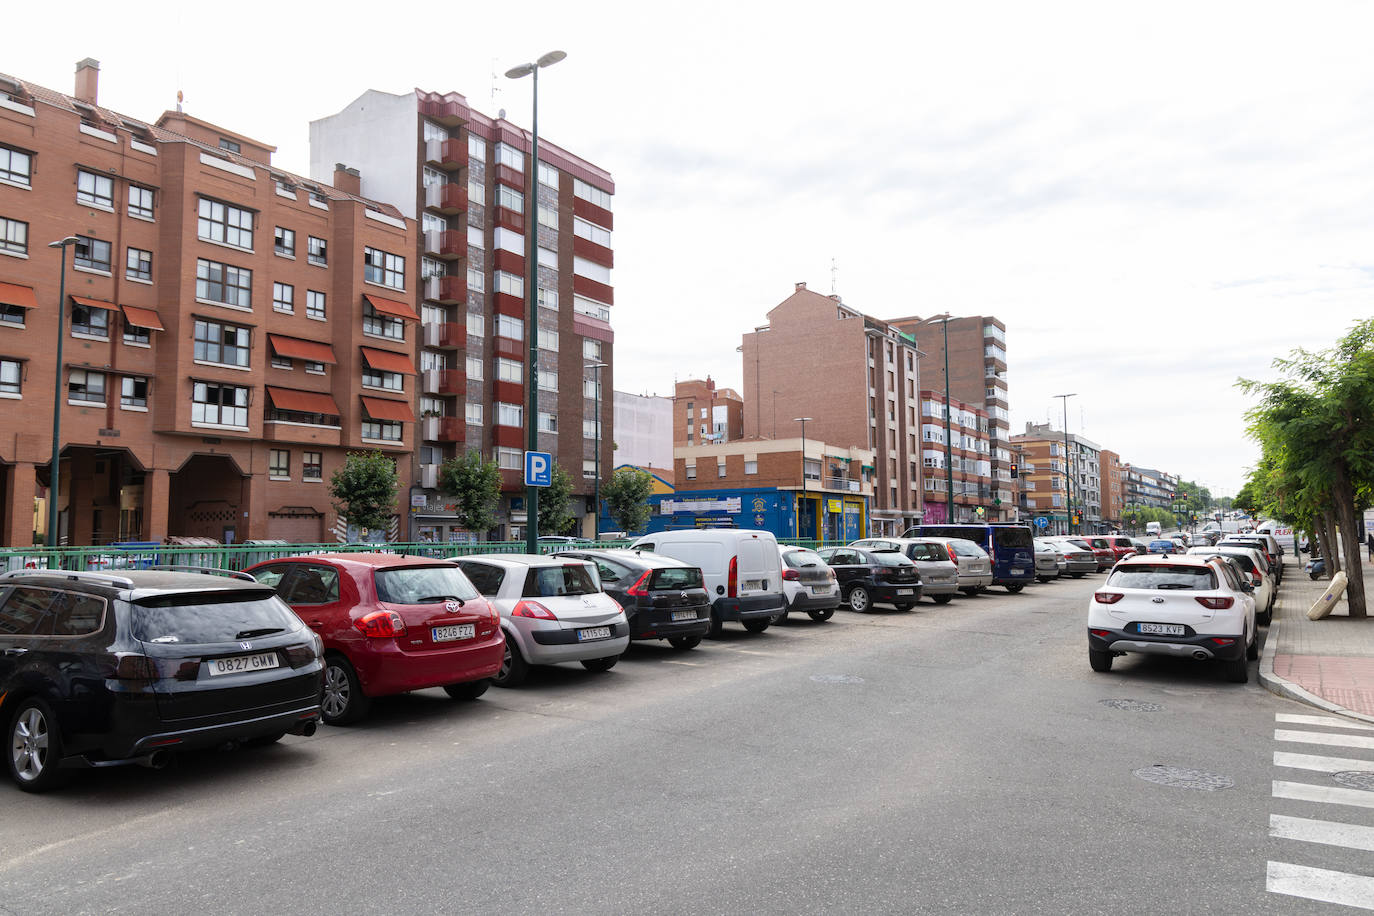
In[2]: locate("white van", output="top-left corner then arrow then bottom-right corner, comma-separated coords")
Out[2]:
1145,521 -> 1162,537
629,529 -> 786,636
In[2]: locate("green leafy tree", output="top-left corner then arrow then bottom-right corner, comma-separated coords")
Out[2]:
437,450 -> 501,537
538,464 -> 578,536
603,467 -> 654,535
330,451 -> 400,534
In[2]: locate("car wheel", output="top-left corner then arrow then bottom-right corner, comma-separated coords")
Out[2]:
7,698 -> 65,792
1257,608 -> 1272,627
581,655 -> 619,672
771,610 -> 789,625
1037,576 -> 1051,583
1005,583 -> 1025,594
807,605 -> 836,621
1225,652 -> 1248,684
668,635 -> 701,650
742,618 -> 771,633
707,612 -> 725,639
443,679 -> 490,700
1246,634 -> 1259,661
931,594 -> 954,604
321,655 -> 371,726
847,586 -> 871,613
492,635 -> 530,687
1088,650 -> 1113,673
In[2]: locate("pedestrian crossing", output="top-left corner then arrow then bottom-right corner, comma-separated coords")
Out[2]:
1268,712 -> 1374,910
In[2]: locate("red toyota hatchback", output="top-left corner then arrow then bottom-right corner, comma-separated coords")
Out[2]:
245,554 -> 503,725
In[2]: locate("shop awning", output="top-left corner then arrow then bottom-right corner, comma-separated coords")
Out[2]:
0,282 -> 37,310
363,293 -> 420,321
120,304 -> 164,331
360,346 -> 416,375
269,334 -> 337,364
70,295 -> 115,311
360,396 -> 413,422
266,386 -> 340,415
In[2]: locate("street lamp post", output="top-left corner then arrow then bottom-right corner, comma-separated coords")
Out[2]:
506,49 -> 566,554
933,315 -> 954,523
46,237 -> 78,548
794,416 -> 812,539
1054,393 -> 1076,535
587,360 -> 607,540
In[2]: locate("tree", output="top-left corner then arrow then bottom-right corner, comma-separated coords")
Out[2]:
437,450 -> 501,537
330,451 -> 399,534
603,466 -> 654,534
538,464 -> 578,536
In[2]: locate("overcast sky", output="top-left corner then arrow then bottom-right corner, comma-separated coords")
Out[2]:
12,0 -> 1372,496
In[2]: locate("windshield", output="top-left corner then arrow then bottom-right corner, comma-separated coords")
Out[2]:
132,590 -> 300,644
907,543 -> 948,562
947,539 -> 987,558
870,551 -> 914,568
375,565 -> 480,604
523,563 -> 600,598
991,526 -> 1033,549
651,567 -> 704,590
783,550 -> 824,569
1107,565 -> 1217,590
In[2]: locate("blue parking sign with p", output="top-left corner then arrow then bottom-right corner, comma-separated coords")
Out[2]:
525,450 -> 553,487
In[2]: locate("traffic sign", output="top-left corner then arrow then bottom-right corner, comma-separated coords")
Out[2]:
1035,516 -> 1048,528
524,450 -> 552,487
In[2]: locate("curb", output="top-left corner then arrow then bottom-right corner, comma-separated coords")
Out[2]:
1258,620 -> 1374,726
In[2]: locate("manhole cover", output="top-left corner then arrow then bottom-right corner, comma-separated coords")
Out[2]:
1133,765 -> 1234,791
1332,771 -> 1374,791
1100,699 -> 1163,712
810,674 -> 865,685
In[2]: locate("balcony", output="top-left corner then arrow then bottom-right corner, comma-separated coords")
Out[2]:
421,416 -> 464,443
495,164 -> 523,191
424,229 -> 466,260
419,96 -> 468,126
425,182 -> 467,214
425,275 -> 465,305
494,291 -> 525,318
573,196 -> 613,231
822,476 -> 864,493
493,249 -> 524,275
424,321 -> 465,350
573,274 -> 614,306
419,463 -> 439,489
573,234 -> 614,269
493,380 -> 523,405
425,137 -> 465,171
493,425 -> 524,448
494,206 -> 524,233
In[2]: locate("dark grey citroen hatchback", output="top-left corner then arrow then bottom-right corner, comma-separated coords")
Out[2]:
1,568 -> 323,792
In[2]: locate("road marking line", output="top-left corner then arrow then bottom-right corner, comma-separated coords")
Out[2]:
1266,862 -> 1374,910
1275,751 -> 1374,773
1276,729 -> 1374,751
1271,814 -> 1374,852
1277,713 -> 1374,732
662,660 -> 703,667
1274,780 -> 1374,809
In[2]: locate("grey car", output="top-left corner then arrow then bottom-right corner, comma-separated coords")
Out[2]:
917,537 -> 994,594
1040,538 -> 1096,577
849,538 -> 959,603
1032,540 -> 1062,582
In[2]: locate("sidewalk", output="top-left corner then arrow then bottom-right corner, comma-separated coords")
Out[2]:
1259,551 -> 1374,724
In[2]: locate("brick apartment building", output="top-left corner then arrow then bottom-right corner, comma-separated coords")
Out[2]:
740,283 -> 922,535
0,61 -> 417,546
673,376 -> 743,447
1125,465 -> 1178,510
310,87 -> 614,542
917,390 -> 994,524
1100,449 -> 1124,528
888,314 -> 1017,521
1011,423 -> 1103,533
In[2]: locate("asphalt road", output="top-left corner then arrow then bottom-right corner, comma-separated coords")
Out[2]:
0,573 -> 1359,914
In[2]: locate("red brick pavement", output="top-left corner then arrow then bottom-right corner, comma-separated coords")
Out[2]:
1271,654 -> 1374,717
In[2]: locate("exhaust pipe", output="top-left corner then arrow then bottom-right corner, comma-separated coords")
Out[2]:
1192,650 -> 1209,660
138,749 -> 171,770
298,720 -> 317,738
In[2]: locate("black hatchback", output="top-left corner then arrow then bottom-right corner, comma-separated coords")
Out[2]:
816,547 -> 924,613
0,569 -> 323,792
555,549 -> 712,650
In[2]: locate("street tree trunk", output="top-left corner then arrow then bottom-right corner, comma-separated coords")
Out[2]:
1317,512 -> 1339,578
1331,473 -> 1366,618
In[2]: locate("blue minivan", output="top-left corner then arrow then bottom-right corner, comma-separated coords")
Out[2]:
901,524 -> 1037,592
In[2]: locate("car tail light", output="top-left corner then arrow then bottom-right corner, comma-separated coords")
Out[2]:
1250,571 -> 1263,586
282,643 -> 318,667
781,569 -> 800,581
728,555 -> 738,598
512,600 -> 558,620
828,568 -> 837,580
113,653 -> 158,681
625,571 -> 653,597
1094,592 -> 1124,604
355,610 -> 407,638
945,544 -> 958,563
1195,596 -> 1234,610
1089,629 -> 1112,638
1209,637 -> 1236,646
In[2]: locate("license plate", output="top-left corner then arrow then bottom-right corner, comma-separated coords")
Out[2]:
432,623 -> 476,642
670,610 -> 697,621
577,626 -> 612,641
810,586 -> 829,595
207,652 -> 279,677
1012,569 -> 1029,575
1139,622 -> 1186,636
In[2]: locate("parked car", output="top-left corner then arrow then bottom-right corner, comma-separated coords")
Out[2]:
774,545 -> 841,622
815,546 -> 923,612
1099,535 -> 1137,561
0,569 -> 323,792
903,524 -> 1036,592
848,538 -> 960,603
1130,537 -> 1154,556
1147,539 -> 1179,555
455,555 -> 629,686
1041,539 -> 1097,577
920,537 -> 995,595
246,554 -> 503,724
553,548 -> 713,647
1032,539 -> 1062,582
1087,554 -> 1257,682
628,529 -> 786,636
1188,546 -> 1275,625
1067,537 -> 1114,571
1219,535 -> 1284,584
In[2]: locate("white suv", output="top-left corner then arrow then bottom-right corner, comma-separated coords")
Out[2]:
1087,554 -> 1257,683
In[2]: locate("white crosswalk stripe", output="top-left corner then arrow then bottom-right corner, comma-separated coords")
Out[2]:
1268,713 -> 1374,910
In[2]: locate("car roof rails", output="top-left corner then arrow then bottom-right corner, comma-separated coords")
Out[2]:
0,569 -> 136,588
149,565 -> 259,582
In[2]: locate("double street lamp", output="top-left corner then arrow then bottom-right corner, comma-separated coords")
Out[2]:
46,236 -> 79,548
1054,393 -> 1076,535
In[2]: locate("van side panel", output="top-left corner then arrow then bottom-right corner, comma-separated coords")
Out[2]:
656,543 -> 725,593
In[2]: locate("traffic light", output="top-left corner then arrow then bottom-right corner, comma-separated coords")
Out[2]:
1009,462 -> 1019,479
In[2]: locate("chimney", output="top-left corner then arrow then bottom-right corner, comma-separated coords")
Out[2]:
74,58 -> 100,105
794,281 -> 807,292
333,163 -> 361,196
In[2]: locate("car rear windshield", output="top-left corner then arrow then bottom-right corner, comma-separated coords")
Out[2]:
947,539 -> 986,558
131,590 -> 300,644
1107,565 -> 1217,590
870,551 -> 914,567
650,567 -> 704,590
375,566 -> 480,604
907,543 -> 947,562
992,527 -> 1033,549
523,563 -> 600,598
783,550 -> 823,569
1213,553 -> 1257,574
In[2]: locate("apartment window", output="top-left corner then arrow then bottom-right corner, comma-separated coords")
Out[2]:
74,235 -> 111,272
271,353 -> 292,370
744,460 -> 758,475
128,185 -> 154,219
269,449 -> 289,479
537,247 -> 557,269
467,267 -> 484,292
497,185 -> 523,213
307,290 -> 326,321
364,247 -> 405,290
496,271 -> 523,298
496,142 -> 524,171
466,313 -> 484,337
301,451 -> 322,480
538,328 -> 558,351
583,377 -> 601,399
196,259 -> 252,309
538,412 -> 557,433
538,162 -> 559,188
573,179 -> 612,210
494,227 -> 523,255
193,319 -> 251,368
266,404 -> 339,430
71,302 -> 109,338
0,145 -> 32,187
198,198 -> 253,249
584,339 -> 602,361
273,282 -> 294,314
466,355 -> 483,380
496,359 -> 522,384
123,318 -> 149,346
538,287 -> 558,311
573,257 -> 611,285
274,226 -> 295,257
573,296 -> 611,321
68,369 -> 106,403
307,236 -> 327,266
537,203 -> 558,229
361,419 -> 401,442
420,350 -> 446,373
572,217 -> 611,247
496,315 -> 523,341
362,367 -> 403,391
465,403 -> 483,425
465,225 -> 484,250
0,216 -> 25,255
76,169 -> 114,208
497,402 -> 522,427
304,361 -> 324,375
422,256 -> 445,280
125,247 -> 151,281
717,463 -> 728,478
583,419 -> 602,440
496,448 -> 522,470
362,301 -> 404,339
468,134 -> 486,158
583,460 -> 597,480
120,376 -> 148,409
685,465 -> 696,480
218,137 -> 241,154
468,179 -> 485,207
0,359 -> 20,396
538,369 -> 557,392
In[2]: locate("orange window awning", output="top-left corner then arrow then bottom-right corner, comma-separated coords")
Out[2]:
360,396 -> 413,422
266,387 -> 341,415
70,295 -> 116,311
360,347 -> 416,375
269,334 -> 337,364
363,293 -> 420,322
0,282 -> 37,310
120,304 -> 164,331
